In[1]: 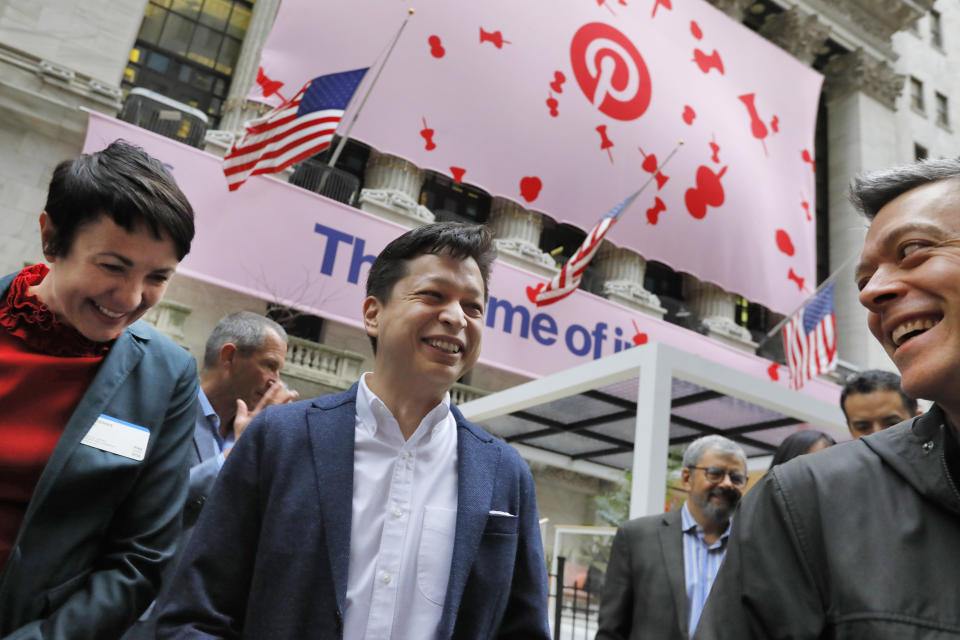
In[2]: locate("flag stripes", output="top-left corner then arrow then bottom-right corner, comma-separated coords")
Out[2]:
222,68 -> 368,191
782,283 -> 837,390
528,195 -> 632,306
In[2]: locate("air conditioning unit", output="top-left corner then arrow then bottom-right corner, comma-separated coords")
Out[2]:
119,88 -> 208,148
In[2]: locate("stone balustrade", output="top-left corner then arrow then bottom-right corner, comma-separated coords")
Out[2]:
283,336 -> 365,390
450,382 -> 489,406
143,299 -> 191,345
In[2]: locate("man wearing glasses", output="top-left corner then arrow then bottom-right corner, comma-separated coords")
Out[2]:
596,435 -> 748,640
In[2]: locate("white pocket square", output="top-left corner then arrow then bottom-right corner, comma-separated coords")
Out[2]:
489,510 -> 516,517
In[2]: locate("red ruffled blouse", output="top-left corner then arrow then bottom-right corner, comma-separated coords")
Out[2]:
0,265 -> 109,569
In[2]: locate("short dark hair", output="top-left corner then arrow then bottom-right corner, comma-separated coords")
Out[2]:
203,311 -> 288,370
364,222 -> 497,352
850,157 -> 960,220
840,369 -> 917,419
43,140 -> 195,260
768,430 -> 836,470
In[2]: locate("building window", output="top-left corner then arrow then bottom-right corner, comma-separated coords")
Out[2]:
267,304 -> 324,344
931,10 -> 943,48
311,137 -> 372,183
419,173 -> 491,224
644,261 -> 690,327
915,143 -> 929,161
936,92 -> 950,128
910,77 -> 925,113
124,0 -> 253,124
538,222 -> 602,294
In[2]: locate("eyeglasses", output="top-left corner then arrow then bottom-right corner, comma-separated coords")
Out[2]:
688,466 -> 748,488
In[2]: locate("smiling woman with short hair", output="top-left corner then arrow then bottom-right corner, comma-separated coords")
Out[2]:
0,140 -> 198,638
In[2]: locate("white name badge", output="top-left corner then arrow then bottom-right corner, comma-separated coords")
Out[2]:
80,415 -> 151,462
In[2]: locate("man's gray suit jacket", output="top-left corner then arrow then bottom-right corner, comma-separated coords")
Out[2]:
596,508 -> 689,640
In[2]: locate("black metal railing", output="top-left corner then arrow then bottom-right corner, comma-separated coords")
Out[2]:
550,556 -> 603,640
289,160 -> 361,206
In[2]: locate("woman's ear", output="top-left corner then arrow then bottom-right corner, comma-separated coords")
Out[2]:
38,212 -> 57,261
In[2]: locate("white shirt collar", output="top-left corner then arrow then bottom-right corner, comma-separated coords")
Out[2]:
356,372 -> 452,443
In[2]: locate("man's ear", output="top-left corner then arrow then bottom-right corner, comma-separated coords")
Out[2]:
362,296 -> 381,339
219,342 -> 238,368
39,212 -> 57,262
680,467 -> 692,492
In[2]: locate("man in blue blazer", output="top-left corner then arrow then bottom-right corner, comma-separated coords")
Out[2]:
157,223 -> 550,639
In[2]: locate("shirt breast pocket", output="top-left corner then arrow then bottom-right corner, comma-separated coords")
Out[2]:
417,506 -> 457,606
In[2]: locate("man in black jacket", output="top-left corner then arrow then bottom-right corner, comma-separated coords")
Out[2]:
694,158 -> 960,639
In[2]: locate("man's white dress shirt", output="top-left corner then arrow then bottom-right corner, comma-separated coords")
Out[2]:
342,374 -> 459,639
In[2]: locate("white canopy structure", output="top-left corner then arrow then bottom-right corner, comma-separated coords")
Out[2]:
460,342 -> 847,518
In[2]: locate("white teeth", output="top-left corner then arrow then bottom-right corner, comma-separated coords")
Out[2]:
426,338 -> 461,353
891,317 -> 940,346
93,302 -> 125,319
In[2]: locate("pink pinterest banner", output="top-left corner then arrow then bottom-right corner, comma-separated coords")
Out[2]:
81,112 -> 838,409
251,0 -> 823,316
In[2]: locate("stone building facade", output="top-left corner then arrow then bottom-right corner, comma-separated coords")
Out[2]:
0,0 -> 949,537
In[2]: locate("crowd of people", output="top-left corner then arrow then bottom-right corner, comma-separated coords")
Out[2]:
1,141 -> 958,639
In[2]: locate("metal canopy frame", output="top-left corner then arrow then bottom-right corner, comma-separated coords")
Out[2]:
459,342 -> 846,518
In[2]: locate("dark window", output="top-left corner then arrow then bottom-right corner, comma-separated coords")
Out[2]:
310,137 -> 372,183
910,77 -> 925,113
644,261 -> 690,327
123,0 -> 253,123
539,221 -> 601,294
267,304 -> 325,344
931,10 -> 943,48
936,92 -> 949,128
914,143 -> 928,161
419,172 -> 491,224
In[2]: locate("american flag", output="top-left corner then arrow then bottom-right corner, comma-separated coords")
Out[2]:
782,282 -> 837,390
223,68 -> 368,191
528,193 -> 635,306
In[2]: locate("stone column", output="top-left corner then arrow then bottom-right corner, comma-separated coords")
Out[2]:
684,276 -> 756,352
592,242 -> 665,319
759,7 -> 830,65
357,150 -> 434,227
218,0 -> 282,134
704,0 -> 754,22
822,49 -> 905,370
487,197 -> 556,277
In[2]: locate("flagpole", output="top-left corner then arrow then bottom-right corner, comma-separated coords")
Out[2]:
755,254 -> 857,351
621,141 -> 684,209
327,8 -> 415,169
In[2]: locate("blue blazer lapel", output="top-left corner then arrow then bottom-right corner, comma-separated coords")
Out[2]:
439,408 -> 502,636
20,327 -> 146,529
305,385 -> 358,616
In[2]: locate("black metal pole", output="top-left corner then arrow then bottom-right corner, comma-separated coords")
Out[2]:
554,556 -> 565,640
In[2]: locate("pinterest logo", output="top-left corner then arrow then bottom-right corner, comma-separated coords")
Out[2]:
570,23 -> 651,121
